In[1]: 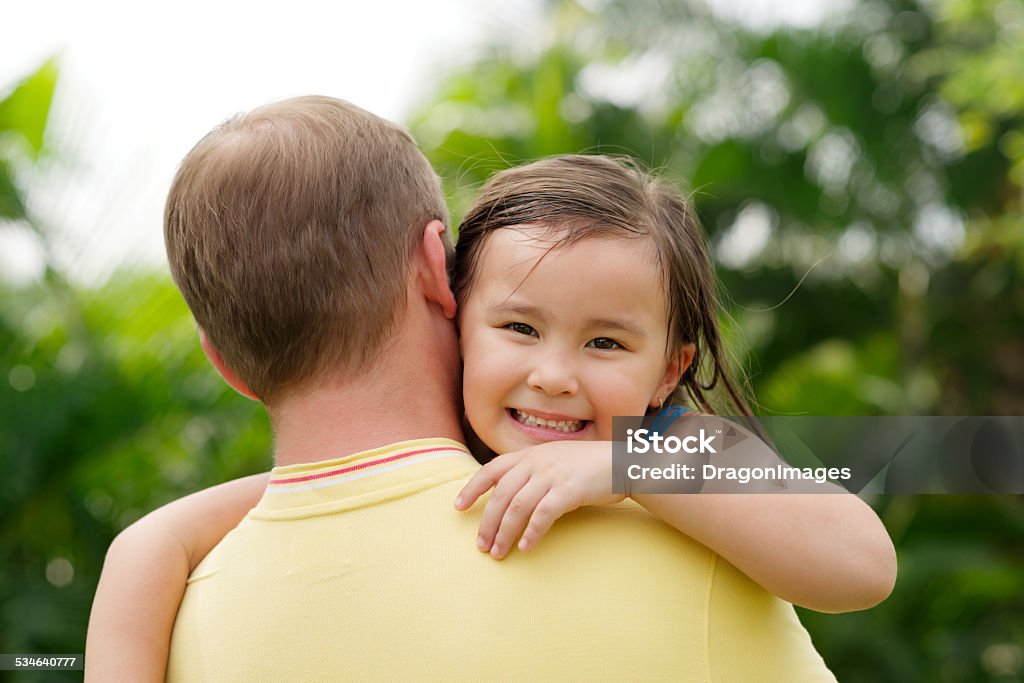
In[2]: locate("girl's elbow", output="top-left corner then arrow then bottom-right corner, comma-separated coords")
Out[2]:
864,542 -> 898,608
842,537 -> 898,612
809,537 -> 897,613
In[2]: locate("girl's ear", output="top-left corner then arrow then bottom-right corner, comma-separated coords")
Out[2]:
650,343 -> 696,409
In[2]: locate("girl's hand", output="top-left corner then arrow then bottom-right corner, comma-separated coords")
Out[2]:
454,441 -> 624,559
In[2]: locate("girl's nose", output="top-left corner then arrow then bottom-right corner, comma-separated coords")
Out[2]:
527,352 -> 579,397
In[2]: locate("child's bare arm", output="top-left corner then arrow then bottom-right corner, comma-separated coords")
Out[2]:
456,439 -> 895,613
85,473 -> 269,682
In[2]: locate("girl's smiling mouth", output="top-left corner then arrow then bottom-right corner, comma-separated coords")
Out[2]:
508,408 -> 591,437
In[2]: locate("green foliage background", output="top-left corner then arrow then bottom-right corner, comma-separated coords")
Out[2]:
1,1 -> 1022,680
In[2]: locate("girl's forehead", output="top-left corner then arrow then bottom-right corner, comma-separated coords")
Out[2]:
476,225 -> 659,272
473,226 -> 664,301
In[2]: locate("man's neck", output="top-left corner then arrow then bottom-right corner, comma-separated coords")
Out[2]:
272,393 -> 464,466
269,340 -> 464,467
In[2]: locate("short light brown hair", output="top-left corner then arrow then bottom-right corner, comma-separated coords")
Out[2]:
165,96 -> 450,403
455,154 -> 753,417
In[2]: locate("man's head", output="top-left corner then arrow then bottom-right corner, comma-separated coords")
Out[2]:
165,96 -> 451,404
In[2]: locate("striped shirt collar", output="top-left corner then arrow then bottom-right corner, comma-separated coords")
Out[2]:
252,438 -> 477,519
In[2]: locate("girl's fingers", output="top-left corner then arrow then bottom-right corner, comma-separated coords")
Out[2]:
454,453 -> 520,510
475,464 -> 532,552
517,490 -> 571,552
488,479 -> 551,560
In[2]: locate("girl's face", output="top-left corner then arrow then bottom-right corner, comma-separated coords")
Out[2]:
458,226 -> 685,455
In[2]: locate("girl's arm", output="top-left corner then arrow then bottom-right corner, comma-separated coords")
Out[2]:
456,439 -> 896,613
85,473 -> 269,682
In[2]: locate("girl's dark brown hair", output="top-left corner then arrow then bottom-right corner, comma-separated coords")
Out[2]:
454,154 -> 754,418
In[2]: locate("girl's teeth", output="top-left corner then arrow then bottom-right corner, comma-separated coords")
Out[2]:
513,410 -> 583,432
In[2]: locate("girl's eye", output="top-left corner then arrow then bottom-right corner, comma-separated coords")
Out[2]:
587,337 -> 623,351
505,322 -> 537,337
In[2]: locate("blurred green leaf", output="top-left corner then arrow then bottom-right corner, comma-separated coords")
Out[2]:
0,57 -> 59,158
0,159 -> 26,219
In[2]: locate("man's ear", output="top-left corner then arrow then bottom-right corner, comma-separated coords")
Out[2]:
199,328 -> 260,401
651,343 -> 696,409
419,219 -> 457,320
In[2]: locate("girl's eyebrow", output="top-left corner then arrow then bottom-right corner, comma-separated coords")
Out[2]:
488,302 -> 547,320
584,318 -> 645,338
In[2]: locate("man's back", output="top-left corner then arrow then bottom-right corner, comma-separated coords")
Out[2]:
167,438 -> 834,681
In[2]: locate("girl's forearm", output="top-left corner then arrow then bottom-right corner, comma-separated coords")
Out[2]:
85,523 -> 191,682
85,472 -> 270,681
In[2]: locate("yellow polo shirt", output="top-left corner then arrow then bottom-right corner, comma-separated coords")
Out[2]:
167,438 -> 834,681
